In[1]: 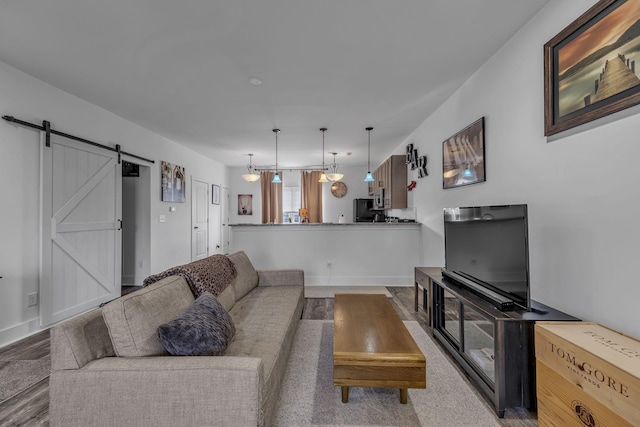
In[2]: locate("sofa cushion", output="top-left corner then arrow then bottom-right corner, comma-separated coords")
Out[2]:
158,292 -> 236,356
216,283 -> 236,312
226,284 -> 304,423
50,308 -> 115,370
227,251 -> 259,301
102,275 -> 195,357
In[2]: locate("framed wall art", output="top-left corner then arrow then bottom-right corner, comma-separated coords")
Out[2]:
442,117 -> 485,189
122,161 -> 140,177
212,184 -> 220,205
544,0 -> 640,136
160,160 -> 185,202
238,194 -> 252,215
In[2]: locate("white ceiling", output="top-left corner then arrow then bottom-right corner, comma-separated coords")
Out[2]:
0,0 -> 550,168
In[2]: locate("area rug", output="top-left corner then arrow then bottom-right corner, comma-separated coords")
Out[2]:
273,320 -> 500,427
0,357 -> 50,402
305,286 -> 393,299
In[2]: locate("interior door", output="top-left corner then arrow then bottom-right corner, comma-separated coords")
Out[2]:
221,187 -> 230,254
210,186 -> 222,254
191,178 -> 209,261
40,132 -> 122,327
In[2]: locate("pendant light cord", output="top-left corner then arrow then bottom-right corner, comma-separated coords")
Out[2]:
320,128 -> 326,170
273,128 -> 280,172
366,127 -> 374,170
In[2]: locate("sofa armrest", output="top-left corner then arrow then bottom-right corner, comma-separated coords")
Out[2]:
50,356 -> 264,427
257,269 -> 304,286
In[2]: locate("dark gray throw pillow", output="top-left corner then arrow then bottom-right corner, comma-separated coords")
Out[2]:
157,292 -> 236,356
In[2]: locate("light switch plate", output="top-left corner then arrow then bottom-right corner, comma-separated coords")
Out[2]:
27,292 -> 38,307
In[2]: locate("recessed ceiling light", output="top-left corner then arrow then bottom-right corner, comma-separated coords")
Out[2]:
249,77 -> 263,86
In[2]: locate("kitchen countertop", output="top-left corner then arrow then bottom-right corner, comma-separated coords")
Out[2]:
230,221 -> 420,226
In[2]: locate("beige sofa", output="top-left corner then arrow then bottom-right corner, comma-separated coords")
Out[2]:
49,252 -> 304,427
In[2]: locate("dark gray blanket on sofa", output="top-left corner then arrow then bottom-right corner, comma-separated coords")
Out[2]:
142,254 -> 237,297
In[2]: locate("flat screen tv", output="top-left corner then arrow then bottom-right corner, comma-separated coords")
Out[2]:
443,204 -> 530,311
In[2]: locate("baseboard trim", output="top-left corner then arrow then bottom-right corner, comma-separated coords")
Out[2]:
0,317 -> 43,349
305,275 -> 413,286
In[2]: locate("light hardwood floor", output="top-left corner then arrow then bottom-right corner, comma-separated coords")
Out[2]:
0,286 -> 536,426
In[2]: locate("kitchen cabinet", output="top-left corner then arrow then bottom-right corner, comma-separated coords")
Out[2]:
367,177 -> 374,197
373,155 -> 407,209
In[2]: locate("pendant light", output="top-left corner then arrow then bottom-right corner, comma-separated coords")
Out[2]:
272,129 -> 282,184
241,154 -> 261,182
326,152 -> 344,181
318,128 -> 329,183
364,127 -> 375,182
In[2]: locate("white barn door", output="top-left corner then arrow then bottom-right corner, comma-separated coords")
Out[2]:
40,132 -> 122,327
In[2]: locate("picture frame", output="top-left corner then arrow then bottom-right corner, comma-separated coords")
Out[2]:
122,161 -> 139,177
544,0 -> 640,136
442,117 -> 485,189
160,160 -> 185,202
212,184 -> 220,205
238,194 -> 252,215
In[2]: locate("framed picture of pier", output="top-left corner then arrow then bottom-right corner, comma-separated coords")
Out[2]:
442,117 -> 485,189
545,0 -> 640,136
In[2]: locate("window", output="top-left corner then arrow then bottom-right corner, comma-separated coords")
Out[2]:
283,186 -> 301,223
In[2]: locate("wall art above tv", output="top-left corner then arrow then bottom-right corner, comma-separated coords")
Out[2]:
544,0 -> 640,136
442,117 -> 485,189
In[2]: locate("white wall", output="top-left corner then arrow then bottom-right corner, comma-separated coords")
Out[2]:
396,0 -> 640,339
0,60 -> 227,346
228,164 -> 372,224
231,224 -> 421,285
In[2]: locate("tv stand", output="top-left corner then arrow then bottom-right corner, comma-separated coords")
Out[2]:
427,271 -> 579,417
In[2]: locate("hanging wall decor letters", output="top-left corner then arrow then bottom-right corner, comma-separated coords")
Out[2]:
405,143 -> 428,178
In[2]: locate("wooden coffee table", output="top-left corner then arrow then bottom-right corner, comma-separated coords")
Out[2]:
333,293 -> 426,404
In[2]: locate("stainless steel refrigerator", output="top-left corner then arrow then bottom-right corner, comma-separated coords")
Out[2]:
353,198 -> 374,222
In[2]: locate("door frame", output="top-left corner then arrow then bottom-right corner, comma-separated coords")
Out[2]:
120,157 -> 152,286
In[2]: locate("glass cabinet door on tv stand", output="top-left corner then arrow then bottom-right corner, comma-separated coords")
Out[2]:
435,287 -> 498,401
463,304 -> 496,384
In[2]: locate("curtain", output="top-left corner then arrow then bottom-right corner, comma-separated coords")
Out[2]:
261,171 -> 283,224
301,171 -> 323,223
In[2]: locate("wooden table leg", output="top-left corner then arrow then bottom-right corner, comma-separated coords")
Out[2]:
341,386 -> 349,403
400,388 -> 408,404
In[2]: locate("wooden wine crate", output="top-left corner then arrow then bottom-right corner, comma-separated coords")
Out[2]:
535,322 -> 640,427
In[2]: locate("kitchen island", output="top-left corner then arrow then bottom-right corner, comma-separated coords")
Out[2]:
230,222 -> 421,286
